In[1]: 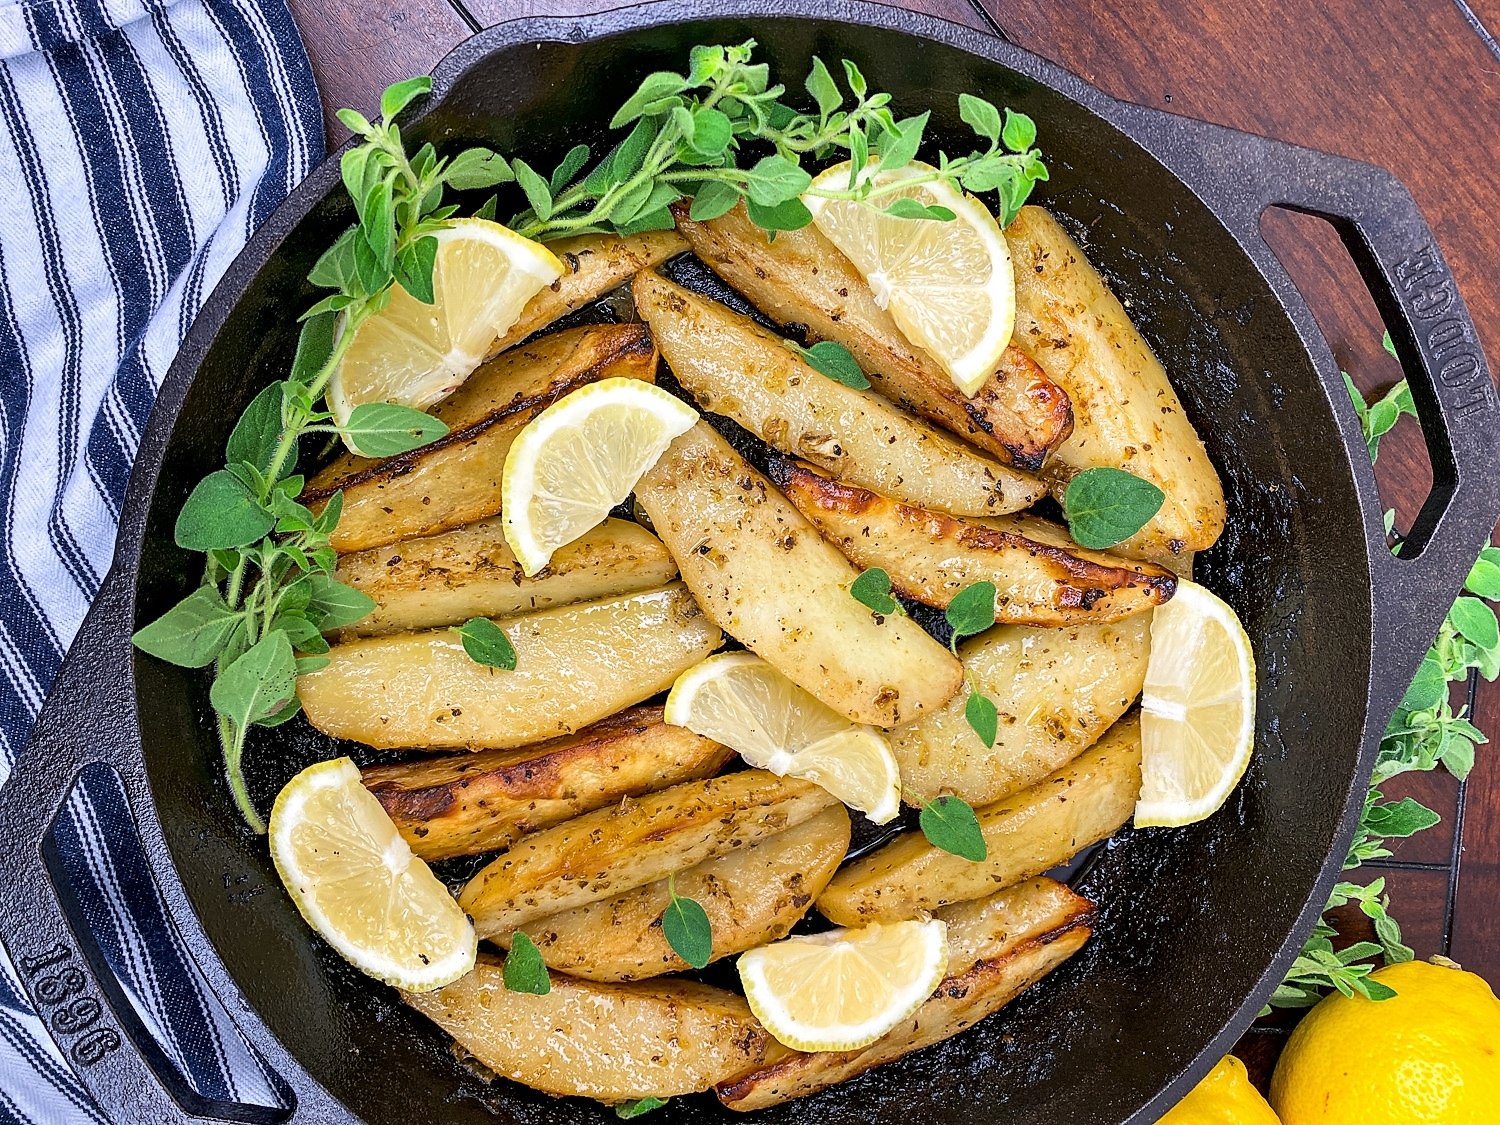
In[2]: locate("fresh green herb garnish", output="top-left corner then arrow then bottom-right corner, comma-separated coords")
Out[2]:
1061,467 -> 1165,550
1268,358 -> 1496,1011
131,75 -> 505,832
451,618 -> 518,670
615,1097 -> 669,1119
502,932 -> 552,995
661,876 -> 713,969
944,581 -> 998,646
790,339 -> 870,388
499,42 -> 1046,242
850,566 -> 904,616
964,690 -> 999,748
918,793 -> 987,861
944,581 -> 1000,746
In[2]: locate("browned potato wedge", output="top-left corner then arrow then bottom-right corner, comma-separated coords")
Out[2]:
717,878 -> 1095,1111
635,423 -> 962,727
304,324 -> 657,552
636,271 -> 1044,517
501,805 -> 851,980
405,954 -> 773,1101
458,769 -> 838,938
297,583 -> 720,750
1007,206 -> 1226,561
485,229 -> 687,358
771,458 -> 1175,627
675,203 -> 1072,469
891,613 -> 1151,806
333,516 -> 677,638
818,714 -> 1142,925
360,705 -> 731,861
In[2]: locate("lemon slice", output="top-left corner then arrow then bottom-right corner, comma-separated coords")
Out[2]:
501,378 -> 698,576
804,161 -> 1015,397
269,757 -> 476,992
738,919 -> 948,1051
665,652 -> 901,823
1135,580 -> 1257,827
329,218 -> 563,446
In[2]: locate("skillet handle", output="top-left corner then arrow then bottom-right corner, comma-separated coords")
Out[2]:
0,569 -> 288,1124
1126,110 -> 1500,708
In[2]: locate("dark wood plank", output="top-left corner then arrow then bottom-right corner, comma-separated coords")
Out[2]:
1452,677 -> 1500,971
286,0 -> 471,144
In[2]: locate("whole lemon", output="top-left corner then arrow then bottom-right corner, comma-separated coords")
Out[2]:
1158,1055 -> 1280,1124
1270,959 -> 1500,1125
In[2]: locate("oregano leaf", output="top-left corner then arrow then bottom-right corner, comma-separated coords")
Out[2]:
452,618 -> 517,670
615,1097 -> 667,1119
1062,467 -> 1166,549
850,567 -> 900,616
210,631 -> 297,733
339,402 -> 448,457
380,75 -> 431,121
945,581 -> 997,641
688,180 -> 742,222
958,93 -> 1001,142
798,340 -> 869,388
661,892 -> 713,969
502,932 -> 551,994
226,382 -> 287,477
131,586 -> 242,668
965,690 -> 998,747
920,795 -> 986,861
175,470 -> 274,551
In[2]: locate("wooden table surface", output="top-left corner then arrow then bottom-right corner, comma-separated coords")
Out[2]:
285,0 -> 1500,1086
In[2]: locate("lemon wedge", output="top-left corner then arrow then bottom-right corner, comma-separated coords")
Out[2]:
664,652 -> 901,823
269,757 -> 476,992
501,378 -> 698,576
804,161 -> 1015,396
329,218 -> 563,446
1135,580 -> 1257,827
738,919 -> 948,1051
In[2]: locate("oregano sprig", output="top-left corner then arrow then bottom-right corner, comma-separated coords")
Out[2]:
132,76 -> 517,832
501,41 -> 1046,243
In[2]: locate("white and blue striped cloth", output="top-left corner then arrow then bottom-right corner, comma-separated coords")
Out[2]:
0,1 -> 323,1120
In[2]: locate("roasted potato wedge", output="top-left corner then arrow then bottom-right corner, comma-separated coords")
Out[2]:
891,612 -> 1151,806
485,229 -> 687,358
771,458 -> 1175,627
304,324 -> 657,552
635,423 -> 962,727
718,878 -> 1095,1111
360,705 -> 731,861
636,271 -> 1044,517
458,769 -> 838,938
297,582 -> 720,750
333,516 -> 677,638
1007,206 -> 1226,560
818,714 -> 1142,925
502,805 -> 851,980
675,203 -> 1072,469
406,954 -> 774,1101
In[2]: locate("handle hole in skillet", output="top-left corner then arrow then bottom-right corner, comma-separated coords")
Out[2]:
1257,207 -> 1436,552
42,763 -> 293,1123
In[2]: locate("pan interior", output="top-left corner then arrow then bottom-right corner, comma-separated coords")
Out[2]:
130,14 -> 1370,1125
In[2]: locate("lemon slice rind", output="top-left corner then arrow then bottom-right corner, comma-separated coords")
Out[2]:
501,378 -> 698,577
738,919 -> 949,1052
665,652 -> 901,823
1134,580 -> 1257,828
804,162 -> 1015,397
269,757 -> 477,993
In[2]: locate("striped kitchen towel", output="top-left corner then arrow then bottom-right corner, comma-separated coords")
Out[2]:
0,0 -> 323,1120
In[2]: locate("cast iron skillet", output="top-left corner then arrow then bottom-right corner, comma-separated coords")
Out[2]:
2,3 -> 1497,1123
